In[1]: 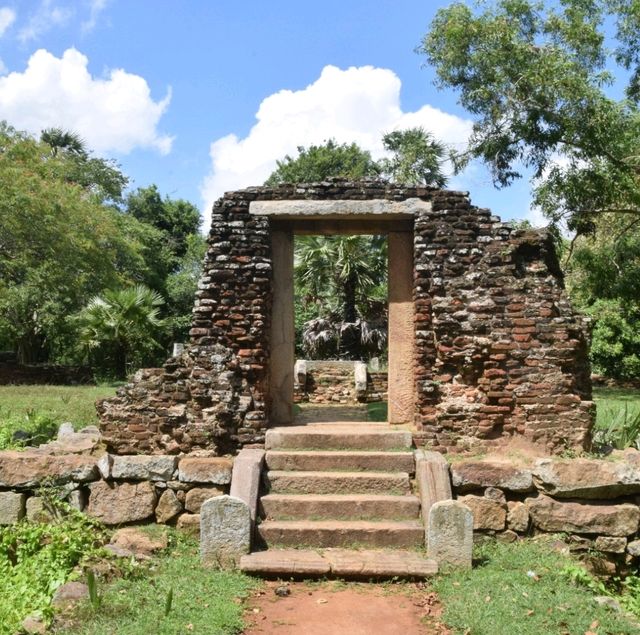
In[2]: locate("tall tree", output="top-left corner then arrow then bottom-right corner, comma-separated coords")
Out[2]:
0,123 -> 141,363
379,127 -> 447,186
124,185 -> 201,259
265,140 -> 380,185
420,0 -> 640,234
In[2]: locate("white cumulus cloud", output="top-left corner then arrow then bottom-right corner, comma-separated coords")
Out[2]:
200,65 -> 472,226
0,48 -> 173,154
0,6 -> 16,37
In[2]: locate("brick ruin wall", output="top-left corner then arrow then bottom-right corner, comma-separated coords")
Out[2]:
98,180 -> 593,456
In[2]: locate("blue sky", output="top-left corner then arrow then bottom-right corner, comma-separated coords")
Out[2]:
0,0 -> 534,228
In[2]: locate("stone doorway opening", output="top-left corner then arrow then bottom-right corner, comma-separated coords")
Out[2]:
257,200 -> 415,428
292,233 -> 388,425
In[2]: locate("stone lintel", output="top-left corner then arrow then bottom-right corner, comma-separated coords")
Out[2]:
249,198 -> 431,217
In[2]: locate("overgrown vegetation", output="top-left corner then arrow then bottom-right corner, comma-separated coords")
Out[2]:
433,539 -> 639,634
593,387 -> 640,450
0,123 -> 204,379
0,496 -> 108,635
59,532 -> 258,635
0,409 -> 59,450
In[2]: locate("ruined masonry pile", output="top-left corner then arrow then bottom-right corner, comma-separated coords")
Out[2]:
98,180 -> 593,455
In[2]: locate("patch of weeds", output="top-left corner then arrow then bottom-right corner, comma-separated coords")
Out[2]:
0,494 -> 108,635
0,408 -> 59,450
563,561 -> 640,619
432,539 -> 638,635
58,531 -> 260,635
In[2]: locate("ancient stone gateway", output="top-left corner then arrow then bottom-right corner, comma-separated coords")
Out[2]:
99,179 -> 594,456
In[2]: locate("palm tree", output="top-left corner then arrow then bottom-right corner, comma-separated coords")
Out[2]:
77,285 -> 165,378
295,235 -> 388,359
379,127 -> 447,187
40,127 -> 87,157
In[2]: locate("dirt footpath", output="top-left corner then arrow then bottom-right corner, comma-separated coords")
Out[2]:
243,580 -> 450,634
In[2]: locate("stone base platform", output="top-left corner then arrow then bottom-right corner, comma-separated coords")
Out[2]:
240,548 -> 438,580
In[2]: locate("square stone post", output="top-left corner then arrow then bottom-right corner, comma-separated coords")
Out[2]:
269,230 -> 294,425
388,231 -> 415,424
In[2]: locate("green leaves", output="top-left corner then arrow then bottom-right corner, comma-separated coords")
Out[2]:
420,0 -> 640,227
379,128 -> 447,187
265,140 -> 380,185
76,285 -> 166,378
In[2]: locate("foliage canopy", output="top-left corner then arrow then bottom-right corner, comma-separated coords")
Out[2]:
420,0 -> 640,233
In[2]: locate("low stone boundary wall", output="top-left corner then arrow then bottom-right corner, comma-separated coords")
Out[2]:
0,361 -> 93,385
0,444 -> 232,529
293,360 -> 387,405
449,449 -> 640,571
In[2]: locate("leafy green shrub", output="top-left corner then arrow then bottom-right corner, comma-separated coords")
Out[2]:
0,496 -> 107,633
585,299 -> 640,380
0,408 -> 59,450
594,405 -> 640,450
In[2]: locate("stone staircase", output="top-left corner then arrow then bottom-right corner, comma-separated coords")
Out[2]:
240,422 -> 437,579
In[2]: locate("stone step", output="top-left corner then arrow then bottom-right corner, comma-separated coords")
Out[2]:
265,425 -> 413,451
261,494 -> 420,521
240,548 -> 437,579
266,470 -> 411,495
257,520 -> 424,549
265,450 -> 415,473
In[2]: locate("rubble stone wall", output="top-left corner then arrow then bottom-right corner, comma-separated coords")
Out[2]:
98,180 -> 593,455
448,450 -> 640,573
0,448 -> 231,529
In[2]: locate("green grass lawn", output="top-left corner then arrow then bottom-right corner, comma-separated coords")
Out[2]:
433,539 -> 639,634
57,532 -> 259,635
0,384 -> 117,429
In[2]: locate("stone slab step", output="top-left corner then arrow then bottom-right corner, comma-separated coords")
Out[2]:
261,494 -> 420,520
265,426 -> 412,451
257,520 -> 424,548
240,548 -> 437,579
265,450 -> 415,473
266,470 -> 411,495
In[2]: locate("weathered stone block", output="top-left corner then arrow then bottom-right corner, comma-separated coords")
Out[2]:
0,491 -> 26,524
26,496 -> 52,522
532,454 -> 640,499
451,460 -> 533,493
458,494 -> 506,531
111,455 -> 178,481
87,481 -> 157,525
526,495 -> 640,536
184,487 -> 225,513
200,495 -> 251,568
178,457 -> 232,484
177,513 -> 200,535
627,539 -> 640,557
156,489 -> 182,523
594,536 -> 626,553
229,448 -> 265,521
0,451 -> 98,488
415,450 -> 452,530
507,501 -> 529,533
427,500 -> 473,569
